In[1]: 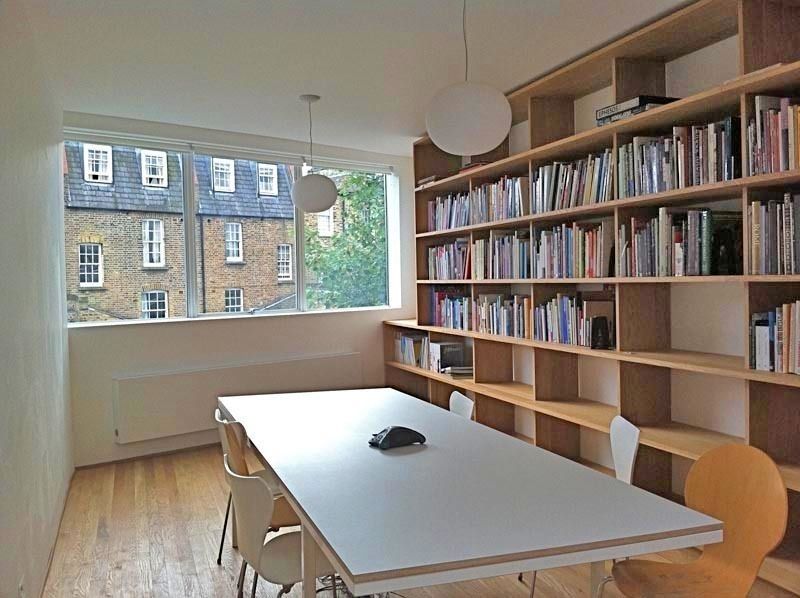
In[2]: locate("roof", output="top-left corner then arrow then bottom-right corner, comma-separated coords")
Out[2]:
64,141 -> 295,219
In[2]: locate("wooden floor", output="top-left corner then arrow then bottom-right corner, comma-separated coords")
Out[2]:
43,445 -> 795,598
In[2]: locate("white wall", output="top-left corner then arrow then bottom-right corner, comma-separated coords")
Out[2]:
0,1 -> 72,596
66,116 -> 416,467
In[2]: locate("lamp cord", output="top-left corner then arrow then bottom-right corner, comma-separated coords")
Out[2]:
307,100 -> 314,168
462,0 -> 468,82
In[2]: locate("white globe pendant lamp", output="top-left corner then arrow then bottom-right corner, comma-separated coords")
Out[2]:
292,94 -> 338,213
425,0 -> 511,157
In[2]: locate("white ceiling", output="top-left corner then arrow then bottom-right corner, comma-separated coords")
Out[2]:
27,0 -> 686,157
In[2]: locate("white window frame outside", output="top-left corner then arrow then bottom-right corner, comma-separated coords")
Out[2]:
142,219 -> 165,268
224,222 -> 243,263
213,158 -> 235,193
277,243 -> 293,281
317,206 -> 334,237
141,149 -> 168,187
141,290 -> 169,319
224,288 -> 244,312
78,243 -> 104,288
258,163 -> 278,196
83,143 -> 113,183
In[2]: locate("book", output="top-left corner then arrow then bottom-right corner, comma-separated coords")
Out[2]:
595,95 -> 679,120
749,194 -> 800,275
596,103 -> 663,126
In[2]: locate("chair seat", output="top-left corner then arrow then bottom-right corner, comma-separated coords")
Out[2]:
257,530 -> 335,586
612,559 -> 744,598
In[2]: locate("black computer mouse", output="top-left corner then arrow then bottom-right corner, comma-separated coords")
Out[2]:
368,426 -> 426,450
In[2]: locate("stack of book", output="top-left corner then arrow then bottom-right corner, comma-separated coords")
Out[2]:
472,230 -> 530,280
473,293 -> 531,339
531,150 -> 613,213
395,332 -> 429,368
427,192 -> 470,231
533,292 -> 615,347
746,95 -> 800,176
617,118 -> 741,198
432,290 -> 471,330
750,302 -> 800,373
618,208 -> 743,277
749,194 -> 800,274
470,176 -> 530,224
428,341 -> 469,374
595,95 -> 678,127
532,219 -> 613,279
427,237 -> 470,280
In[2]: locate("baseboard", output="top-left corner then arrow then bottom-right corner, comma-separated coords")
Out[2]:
39,467 -> 75,598
74,441 -> 221,470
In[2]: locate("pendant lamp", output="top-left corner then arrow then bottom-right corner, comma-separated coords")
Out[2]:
291,94 -> 338,213
425,0 -> 511,157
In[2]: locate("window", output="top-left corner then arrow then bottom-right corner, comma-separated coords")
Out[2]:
213,158 -> 235,192
258,163 -> 278,196
224,288 -> 243,312
78,243 -> 103,287
142,219 -> 165,267
83,143 -> 113,183
141,290 -> 168,319
141,149 -> 168,187
224,222 -> 243,262
277,244 -> 293,281
317,207 -> 333,237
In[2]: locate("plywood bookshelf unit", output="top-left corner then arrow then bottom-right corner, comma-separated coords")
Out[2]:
384,0 -> 800,593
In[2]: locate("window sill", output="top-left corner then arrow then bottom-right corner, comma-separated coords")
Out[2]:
142,265 -> 168,271
78,286 -> 106,291
225,260 -> 245,265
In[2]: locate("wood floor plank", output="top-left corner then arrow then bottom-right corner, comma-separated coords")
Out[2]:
42,446 -> 796,598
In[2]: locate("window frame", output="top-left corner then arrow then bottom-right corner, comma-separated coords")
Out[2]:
277,243 -> 293,282
141,219 -> 166,268
140,290 -> 169,319
83,143 -> 113,184
224,288 -> 244,312
78,242 -> 104,288
224,221 -> 243,263
258,163 -> 278,196
212,158 -> 236,193
141,149 -> 168,187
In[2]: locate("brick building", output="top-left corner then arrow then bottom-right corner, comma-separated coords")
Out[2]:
64,141 -> 312,322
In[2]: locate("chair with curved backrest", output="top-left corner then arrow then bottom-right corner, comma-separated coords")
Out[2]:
449,390 -> 474,419
600,444 -> 788,598
224,455 -> 336,598
610,415 -> 640,485
214,408 -> 238,565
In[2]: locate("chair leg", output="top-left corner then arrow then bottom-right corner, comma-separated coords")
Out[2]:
528,570 -> 537,598
596,575 -> 613,598
250,573 -> 258,598
231,502 -> 238,549
217,492 -> 232,565
276,584 -> 294,598
518,572 -> 524,583
237,561 -> 247,598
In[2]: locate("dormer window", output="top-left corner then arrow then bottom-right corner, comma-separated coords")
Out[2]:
141,150 -> 168,187
83,143 -> 113,183
258,163 -> 278,196
213,158 -> 235,193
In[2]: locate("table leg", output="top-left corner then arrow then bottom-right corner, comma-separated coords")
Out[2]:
590,561 -> 606,598
301,525 -> 317,598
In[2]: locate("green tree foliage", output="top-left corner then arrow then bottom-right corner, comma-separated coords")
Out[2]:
304,171 -> 388,309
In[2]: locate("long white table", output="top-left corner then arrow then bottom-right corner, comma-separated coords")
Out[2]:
219,388 -> 722,597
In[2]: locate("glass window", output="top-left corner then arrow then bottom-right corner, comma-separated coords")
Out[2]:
142,219 -> 165,267
141,149 -> 168,187
224,288 -> 243,312
78,243 -> 103,287
141,290 -> 168,319
304,168 -> 388,309
258,163 -> 278,196
83,143 -> 113,183
277,244 -> 293,281
224,222 -> 243,262
213,158 -> 235,192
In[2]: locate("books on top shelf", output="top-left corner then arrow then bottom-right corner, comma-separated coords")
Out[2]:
596,103 -> 667,126
617,117 -> 741,199
750,301 -> 800,374
474,293 -> 531,339
472,229 -> 531,280
746,95 -> 800,176
531,150 -> 613,214
427,192 -> 470,231
427,237 -> 470,280
533,291 -> 615,347
432,289 -> 471,331
618,208 -> 743,277
532,219 -> 613,279
749,194 -> 800,275
596,95 -> 679,123
426,176 -> 529,232
395,332 -> 428,368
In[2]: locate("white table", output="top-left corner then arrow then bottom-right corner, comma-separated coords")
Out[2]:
219,388 -> 721,597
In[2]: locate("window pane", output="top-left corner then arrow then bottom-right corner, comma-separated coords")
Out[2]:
194,154 -> 297,314
64,140 -> 186,322
304,168 -> 388,309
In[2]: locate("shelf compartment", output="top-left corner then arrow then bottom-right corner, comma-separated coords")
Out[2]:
533,398 -> 616,434
638,422 -> 744,460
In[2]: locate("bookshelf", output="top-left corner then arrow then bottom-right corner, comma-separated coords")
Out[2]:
386,0 -> 800,593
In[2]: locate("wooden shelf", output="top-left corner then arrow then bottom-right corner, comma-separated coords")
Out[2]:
417,276 -> 751,285
778,461 -> 800,492
638,422 -> 744,461
533,399 -> 616,433
760,538 -> 800,595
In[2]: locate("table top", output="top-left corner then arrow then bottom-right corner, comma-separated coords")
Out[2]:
219,388 -> 721,590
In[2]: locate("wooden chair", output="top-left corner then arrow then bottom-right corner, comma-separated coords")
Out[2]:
449,390 -> 474,419
599,444 -> 788,598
